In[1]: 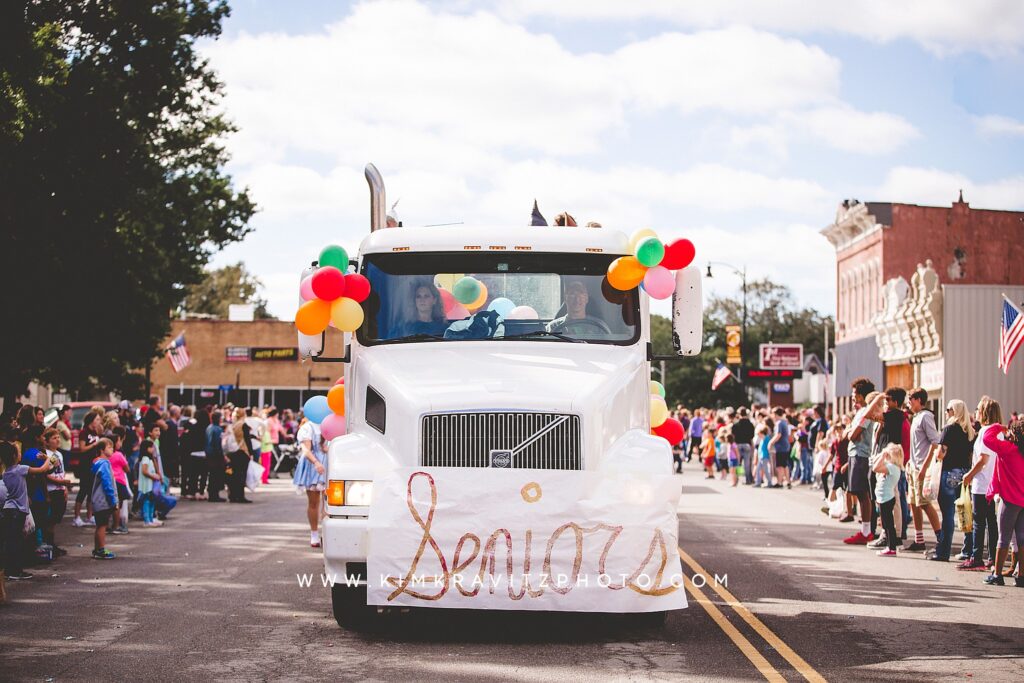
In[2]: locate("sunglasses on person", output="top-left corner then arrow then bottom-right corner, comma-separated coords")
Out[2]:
946,406 -> 954,412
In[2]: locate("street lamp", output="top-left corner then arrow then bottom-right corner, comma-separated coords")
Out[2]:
705,261 -> 748,381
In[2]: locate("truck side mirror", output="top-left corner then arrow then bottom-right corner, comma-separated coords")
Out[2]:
298,264 -> 324,359
671,265 -> 703,356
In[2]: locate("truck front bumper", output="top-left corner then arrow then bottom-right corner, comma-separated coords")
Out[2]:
322,515 -> 369,586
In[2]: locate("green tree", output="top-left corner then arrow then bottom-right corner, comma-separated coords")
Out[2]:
652,278 -> 833,408
0,1 -> 255,404
182,263 -> 274,319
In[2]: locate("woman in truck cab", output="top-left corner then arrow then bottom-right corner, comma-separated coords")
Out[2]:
397,280 -> 448,338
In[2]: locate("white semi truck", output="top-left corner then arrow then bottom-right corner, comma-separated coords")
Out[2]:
300,164 -> 703,629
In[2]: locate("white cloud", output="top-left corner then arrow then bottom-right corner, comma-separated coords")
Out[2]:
500,0 -> 1024,56
974,114 -> 1024,137
729,106 -> 920,158
205,2 -> 844,170
878,167 -> 1024,209
782,106 -> 920,153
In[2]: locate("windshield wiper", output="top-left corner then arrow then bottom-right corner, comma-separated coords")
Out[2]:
502,330 -> 585,343
393,333 -> 447,342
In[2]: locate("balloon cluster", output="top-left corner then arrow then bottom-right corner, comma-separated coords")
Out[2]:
434,274 -> 539,321
649,380 -> 684,446
295,245 -> 371,335
302,377 -> 347,441
606,230 -> 696,299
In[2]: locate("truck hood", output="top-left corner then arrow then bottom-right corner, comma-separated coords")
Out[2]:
357,341 -> 644,413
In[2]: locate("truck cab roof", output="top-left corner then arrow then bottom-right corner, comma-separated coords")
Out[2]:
358,225 -> 631,256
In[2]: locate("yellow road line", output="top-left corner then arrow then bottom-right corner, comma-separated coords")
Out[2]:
683,578 -> 786,682
678,547 -> 827,683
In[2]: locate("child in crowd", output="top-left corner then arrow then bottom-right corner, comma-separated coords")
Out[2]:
726,433 -> 739,487
715,424 -> 730,481
756,424 -> 774,488
701,425 -> 716,480
873,444 -> 904,557
813,436 -> 831,492
138,439 -> 163,528
42,427 -> 72,555
3,440 -> 56,579
89,438 -> 119,560
108,428 -> 131,535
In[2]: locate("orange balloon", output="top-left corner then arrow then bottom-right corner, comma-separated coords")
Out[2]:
465,282 -> 489,311
327,384 -> 345,416
607,256 -> 647,290
295,299 -> 331,335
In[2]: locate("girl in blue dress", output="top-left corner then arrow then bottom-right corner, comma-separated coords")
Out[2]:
292,418 -> 327,547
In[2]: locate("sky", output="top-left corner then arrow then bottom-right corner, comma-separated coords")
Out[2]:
200,0 -> 1024,320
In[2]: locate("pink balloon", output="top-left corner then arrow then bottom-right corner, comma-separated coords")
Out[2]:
643,266 -> 675,299
321,413 -> 347,441
439,288 -> 457,313
299,275 -> 315,301
447,303 -> 469,320
506,305 -> 539,320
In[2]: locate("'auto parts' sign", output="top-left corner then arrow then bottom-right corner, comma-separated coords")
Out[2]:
367,468 -> 687,612
759,343 -> 803,371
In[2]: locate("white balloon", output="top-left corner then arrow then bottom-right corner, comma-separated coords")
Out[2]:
505,305 -> 539,320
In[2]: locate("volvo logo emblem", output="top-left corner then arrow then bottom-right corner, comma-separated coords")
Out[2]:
490,450 -> 512,468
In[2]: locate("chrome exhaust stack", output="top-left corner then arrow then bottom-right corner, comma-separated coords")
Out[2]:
365,163 -> 387,232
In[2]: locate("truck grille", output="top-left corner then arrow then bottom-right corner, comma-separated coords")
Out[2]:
420,412 -> 582,470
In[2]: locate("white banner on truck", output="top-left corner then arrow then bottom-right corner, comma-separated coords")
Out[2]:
367,467 -> 687,612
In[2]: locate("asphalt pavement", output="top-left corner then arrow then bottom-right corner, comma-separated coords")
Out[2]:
2,467 -> 1021,682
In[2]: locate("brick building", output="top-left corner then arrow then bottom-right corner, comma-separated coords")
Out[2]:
821,194 -> 1024,414
151,320 -> 346,410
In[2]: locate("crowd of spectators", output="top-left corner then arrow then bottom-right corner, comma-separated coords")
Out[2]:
670,381 -> 1024,587
0,397 -> 301,597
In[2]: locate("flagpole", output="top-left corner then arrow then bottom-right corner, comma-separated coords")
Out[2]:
145,359 -> 152,401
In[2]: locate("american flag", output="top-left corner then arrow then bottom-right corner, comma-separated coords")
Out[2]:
711,362 -> 733,391
999,295 -> 1024,374
166,332 -> 192,373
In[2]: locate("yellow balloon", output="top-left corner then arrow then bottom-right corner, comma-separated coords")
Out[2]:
628,228 -> 658,253
465,282 -> 489,311
295,299 -> 331,335
330,297 -> 364,332
327,384 -> 345,416
434,273 -> 464,291
650,397 -> 668,428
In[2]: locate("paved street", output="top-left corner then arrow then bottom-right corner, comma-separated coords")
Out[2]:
2,470 -> 1022,682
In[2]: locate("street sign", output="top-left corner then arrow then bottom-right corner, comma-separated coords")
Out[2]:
759,343 -> 804,371
218,384 -> 235,392
745,368 -> 803,379
725,324 -> 742,364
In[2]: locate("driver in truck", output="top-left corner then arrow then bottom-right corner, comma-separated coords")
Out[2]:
546,279 -> 610,336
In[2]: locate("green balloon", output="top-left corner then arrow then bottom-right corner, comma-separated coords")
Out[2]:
635,237 -> 665,267
318,244 -> 349,271
452,276 -> 481,305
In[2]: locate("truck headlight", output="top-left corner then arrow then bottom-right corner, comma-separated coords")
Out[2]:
344,480 -> 373,507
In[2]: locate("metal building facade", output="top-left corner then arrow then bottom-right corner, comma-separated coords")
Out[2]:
942,285 -> 1024,415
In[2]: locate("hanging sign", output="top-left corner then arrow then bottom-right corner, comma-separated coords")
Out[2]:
367,468 -> 687,612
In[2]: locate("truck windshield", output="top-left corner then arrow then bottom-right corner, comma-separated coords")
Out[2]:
359,252 -> 640,345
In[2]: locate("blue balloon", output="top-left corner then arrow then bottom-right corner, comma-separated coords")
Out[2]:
487,297 -> 516,319
303,395 -> 331,424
